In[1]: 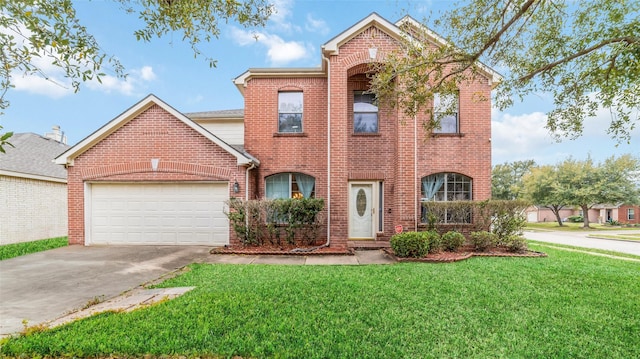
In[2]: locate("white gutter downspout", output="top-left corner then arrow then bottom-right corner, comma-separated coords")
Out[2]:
323,52 -> 331,248
245,162 -> 256,200
414,112 -> 418,230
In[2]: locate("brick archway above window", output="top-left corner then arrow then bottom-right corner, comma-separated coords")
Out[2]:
81,161 -> 232,180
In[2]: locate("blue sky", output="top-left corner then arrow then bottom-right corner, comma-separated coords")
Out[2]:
2,0 -> 638,166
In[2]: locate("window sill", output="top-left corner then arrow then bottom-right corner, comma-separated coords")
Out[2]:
430,133 -> 465,138
352,133 -> 381,137
274,132 -> 308,137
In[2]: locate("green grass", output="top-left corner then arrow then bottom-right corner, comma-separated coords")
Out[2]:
526,222 -> 639,231
2,245 -> 639,358
0,237 -> 68,261
588,233 -> 640,241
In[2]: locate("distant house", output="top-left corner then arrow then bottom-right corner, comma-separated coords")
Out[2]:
526,203 -> 640,224
0,130 -> 70,244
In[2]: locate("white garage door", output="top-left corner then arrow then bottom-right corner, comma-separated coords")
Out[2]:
89,182 -> 228,245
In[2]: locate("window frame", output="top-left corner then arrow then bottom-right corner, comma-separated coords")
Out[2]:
421,173 -> 472,224
432,92 -> 459,134
265,172 -> 315,199
278,91 -> 303,133
353,91 -> 379,134
629,208 -> 635,220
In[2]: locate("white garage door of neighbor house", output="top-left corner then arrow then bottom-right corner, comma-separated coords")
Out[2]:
89,182 -> 229,246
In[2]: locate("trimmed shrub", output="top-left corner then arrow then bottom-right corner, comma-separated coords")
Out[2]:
441,230 -> 465,251
390,232 -> 430,258
504,236 -> 528,253
567,215 -> 583,223
470,231 -> 498,252
422,230 -> 442,253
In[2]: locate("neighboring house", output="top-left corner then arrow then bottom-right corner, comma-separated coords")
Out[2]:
0,131 -> 70,244
526,204 -> 640,224
525,205 -> 575,223
55,13 -> 500,247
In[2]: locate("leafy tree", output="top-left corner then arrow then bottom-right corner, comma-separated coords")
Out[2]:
371,0 -> 639,141
539,155 -> 640,228
0,125 -> 13,153
522,165 -> 567,226
0,0 -> 272,150
492,159 -> 536,200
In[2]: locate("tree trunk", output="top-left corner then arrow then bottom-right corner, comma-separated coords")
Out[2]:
548,205 -> 564,226
581,204 -> 591,228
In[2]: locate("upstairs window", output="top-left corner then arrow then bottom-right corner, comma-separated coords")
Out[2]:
278,92 -> 303,133
433,92 -> 459,134
353,91 -> 378,133
266,173 -> 315,199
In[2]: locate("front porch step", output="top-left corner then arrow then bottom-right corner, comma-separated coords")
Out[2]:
347,241 -> 391,249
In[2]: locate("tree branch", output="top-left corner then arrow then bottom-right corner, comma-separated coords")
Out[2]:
519,36 -> 639,82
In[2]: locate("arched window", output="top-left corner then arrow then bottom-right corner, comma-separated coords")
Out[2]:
421,173 -> 472,223
265,173 -> 315,199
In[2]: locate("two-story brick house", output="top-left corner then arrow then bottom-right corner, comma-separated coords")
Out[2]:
56,13 -> 500,247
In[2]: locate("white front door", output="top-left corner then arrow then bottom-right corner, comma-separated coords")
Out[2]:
349,182 -> 374,239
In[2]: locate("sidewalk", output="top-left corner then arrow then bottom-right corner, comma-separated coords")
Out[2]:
203,249 -> 396,265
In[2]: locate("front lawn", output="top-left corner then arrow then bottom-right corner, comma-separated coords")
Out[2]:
0,237 -> 68,261
2,244 -> 639,358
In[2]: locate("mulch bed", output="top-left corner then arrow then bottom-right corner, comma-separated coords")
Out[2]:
211,243 -> 354,256
211,244 -> 547,262
383,244 -> 547,263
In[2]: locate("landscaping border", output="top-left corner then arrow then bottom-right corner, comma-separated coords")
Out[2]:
383,248 -> 547,263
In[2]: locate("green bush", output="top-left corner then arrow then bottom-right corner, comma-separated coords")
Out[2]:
390,232 -> 430,258
567,215 -> 583,223
470,231 -> 498,252
225,198 -> 325,246
503,236 -> 528,253
422,230 -> 442,253
441,231 -> 465,251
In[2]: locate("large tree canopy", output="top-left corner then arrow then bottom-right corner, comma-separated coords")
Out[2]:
523,155 -> 640,228
371,0 -> 639,141
0,0 -> 272,112
492,160 -> 536,200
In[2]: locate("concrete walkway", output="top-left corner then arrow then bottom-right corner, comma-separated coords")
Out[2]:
203,249 -> 395,266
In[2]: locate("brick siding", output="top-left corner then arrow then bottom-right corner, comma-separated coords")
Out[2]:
0,176 -> 67,244
66,104 -> 245,245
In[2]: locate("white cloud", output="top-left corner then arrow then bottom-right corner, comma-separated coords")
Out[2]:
230,27 -> 310,65
85,65 -> 156,96
305,14 -> 329,35
11,72 -> 73,98
269,0 -> 301,34
136,66 -> 157,82
491,109 -> 556,164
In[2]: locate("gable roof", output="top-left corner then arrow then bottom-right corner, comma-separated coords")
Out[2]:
0,132 -> 70,182
322,12 -> 406,55
233,13 -> 501,93
55,94 -> 259,167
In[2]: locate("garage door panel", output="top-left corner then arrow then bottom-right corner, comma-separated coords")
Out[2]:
90,183 -> 229,246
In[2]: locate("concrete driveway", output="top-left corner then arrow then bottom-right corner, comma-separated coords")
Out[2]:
524,229 -> 640,256
0,245 -> 210,337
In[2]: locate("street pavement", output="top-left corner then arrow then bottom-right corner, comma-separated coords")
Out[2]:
524,229 -> 640,256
